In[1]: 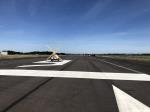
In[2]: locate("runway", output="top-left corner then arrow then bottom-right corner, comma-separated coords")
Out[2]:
0,56 -> 150,112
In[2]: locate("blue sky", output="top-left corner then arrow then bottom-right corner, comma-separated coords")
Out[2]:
0,0 -> 150,53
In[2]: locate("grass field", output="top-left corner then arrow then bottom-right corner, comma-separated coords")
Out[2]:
100,55 -> 150,62
0,55 -> 48,60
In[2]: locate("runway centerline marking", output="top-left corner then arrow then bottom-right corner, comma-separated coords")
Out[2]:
100,60 -> 142,73
0,69 -> 150,81
17,60 -> 71,68
113,85 -> 150,112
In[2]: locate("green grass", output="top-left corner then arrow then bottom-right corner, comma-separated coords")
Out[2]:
0,55 -> 48,60
101,55 -> 150,62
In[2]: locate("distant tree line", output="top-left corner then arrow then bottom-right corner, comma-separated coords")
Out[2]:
101,53 -> 150,56
2,50 -> 150,56
3,50 -> 66,55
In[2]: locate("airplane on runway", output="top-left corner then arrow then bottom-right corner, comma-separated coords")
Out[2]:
47,49 -> 62,62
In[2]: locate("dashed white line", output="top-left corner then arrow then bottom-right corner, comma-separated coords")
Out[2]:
113,85 -> 150,112
100,59 -> 142,73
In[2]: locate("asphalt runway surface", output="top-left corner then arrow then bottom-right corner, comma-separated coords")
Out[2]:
0,56 -> 150,112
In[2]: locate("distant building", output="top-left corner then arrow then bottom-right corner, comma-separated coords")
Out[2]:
0,51 -> 8,55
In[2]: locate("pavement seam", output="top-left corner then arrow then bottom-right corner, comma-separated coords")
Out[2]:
1,59 -> 75,112
1,78 -> 53,112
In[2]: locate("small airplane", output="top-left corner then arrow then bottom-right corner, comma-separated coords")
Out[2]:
47,49 -> 62,62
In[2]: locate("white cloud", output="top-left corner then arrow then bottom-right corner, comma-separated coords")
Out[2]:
82,0 -> 112,20
111,32 -> 129,36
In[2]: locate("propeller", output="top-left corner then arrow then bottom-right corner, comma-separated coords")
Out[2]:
45,45 -> 62,61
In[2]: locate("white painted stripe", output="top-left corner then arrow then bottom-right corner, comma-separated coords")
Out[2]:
18,64 -> 57,67
18,60 -> 71,68
33,60 -> 71,64
113,85 -> 150,112
33,60 -> 52,64
100,60 -> 142,73
0,69 -> 150,81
